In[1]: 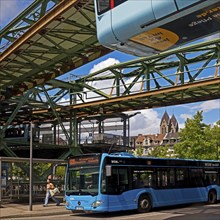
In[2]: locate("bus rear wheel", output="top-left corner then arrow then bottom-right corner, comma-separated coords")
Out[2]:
137,194 -> 152,213
208,190 -> 217,204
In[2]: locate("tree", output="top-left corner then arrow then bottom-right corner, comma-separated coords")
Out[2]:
133,144 -> 144,156
149,145 -> 172,158
174,111 -> 218,160
207,120 -> 220,160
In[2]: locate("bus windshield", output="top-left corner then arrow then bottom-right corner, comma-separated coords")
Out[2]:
66,166 -> 99,196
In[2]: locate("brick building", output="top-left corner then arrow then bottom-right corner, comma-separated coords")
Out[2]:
135,111 -> 179,155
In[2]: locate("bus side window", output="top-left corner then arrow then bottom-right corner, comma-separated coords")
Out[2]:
190,169 -> 204,187
169,168 -> 175,186
157,169 -> 168,187
176,169 -> 186,187
204,172 -> 218,186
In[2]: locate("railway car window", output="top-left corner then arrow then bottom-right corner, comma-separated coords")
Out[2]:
96,0 -> 127,14
96,0 -> 110,14
114,0 -> 127,7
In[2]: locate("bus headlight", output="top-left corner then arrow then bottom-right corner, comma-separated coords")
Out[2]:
91,200 -> 103,208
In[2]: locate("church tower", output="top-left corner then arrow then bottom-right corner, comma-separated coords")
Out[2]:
169,114 -> 179,133
160,111 -> 170,134
160,112 -> 179,134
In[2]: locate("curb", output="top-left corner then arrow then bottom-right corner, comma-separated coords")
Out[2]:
1,211 -> 70,219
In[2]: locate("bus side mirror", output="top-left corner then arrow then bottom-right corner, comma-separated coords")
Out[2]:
106,165 -> 112,177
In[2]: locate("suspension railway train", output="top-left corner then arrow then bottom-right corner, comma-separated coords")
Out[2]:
94,0 -> 220,56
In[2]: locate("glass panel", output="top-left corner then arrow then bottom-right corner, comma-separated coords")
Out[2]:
132,169 -> 155,188
97,0 -> 110,14
107,167 -> 128,194
66,166 -> 99,196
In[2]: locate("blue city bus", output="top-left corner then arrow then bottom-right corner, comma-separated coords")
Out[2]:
65,152 -> 220,213
94,0 -> 220,56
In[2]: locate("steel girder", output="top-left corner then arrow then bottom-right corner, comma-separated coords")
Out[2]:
29,38 -> 220,120
0,0 -> 111,101
0,38 -> 219,125
0,0 -> 60,52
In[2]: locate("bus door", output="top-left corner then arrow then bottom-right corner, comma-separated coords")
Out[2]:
174,168 -> 206,204
153,168 -> 177,206
106,166 -> 135,211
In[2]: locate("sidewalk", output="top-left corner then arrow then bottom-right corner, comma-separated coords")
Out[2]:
0,202 -> 70,219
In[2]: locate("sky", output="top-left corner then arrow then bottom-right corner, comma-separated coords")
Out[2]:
1,0 -> 219,136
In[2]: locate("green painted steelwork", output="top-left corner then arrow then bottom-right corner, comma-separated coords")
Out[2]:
0,0 -> 219,160
0,38 -> 219,126
0,0 -> 111,101
0,0 -> 60,52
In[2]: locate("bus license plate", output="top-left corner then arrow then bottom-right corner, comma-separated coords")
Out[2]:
75,206 -> 84,210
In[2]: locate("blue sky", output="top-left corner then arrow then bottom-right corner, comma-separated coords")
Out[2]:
1,0 -> 219,136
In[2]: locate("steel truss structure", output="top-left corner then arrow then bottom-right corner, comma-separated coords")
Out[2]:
0,0 -> 219,159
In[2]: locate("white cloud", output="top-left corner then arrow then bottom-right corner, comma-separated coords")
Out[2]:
86,58 -> 144,101
58,97 -> 70,106
129,109 -> 161,136
178,123 -> 185,130
190,100 -> 220,113
89,58 -> 120,74
85,58 -> 120,100
180,113 -> 193,121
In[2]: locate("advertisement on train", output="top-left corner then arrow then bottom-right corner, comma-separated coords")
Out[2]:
131,2 -> 220,51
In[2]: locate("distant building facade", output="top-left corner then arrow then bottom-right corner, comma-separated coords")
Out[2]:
135,111 -> 180,155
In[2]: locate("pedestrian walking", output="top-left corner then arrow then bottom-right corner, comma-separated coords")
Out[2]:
43,178 -> 60,207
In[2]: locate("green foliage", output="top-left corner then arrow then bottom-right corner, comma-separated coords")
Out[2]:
133,144 -> 144,156
55,166 -> 66,180
149,145 -> 173,158
11,163 -> 53,180
174,111 -> 220,160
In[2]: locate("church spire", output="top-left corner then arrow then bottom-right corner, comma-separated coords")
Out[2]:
160,111 -> 170,134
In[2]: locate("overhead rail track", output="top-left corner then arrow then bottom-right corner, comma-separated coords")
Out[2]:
0,38 -> 219,125
0,0 -> 111,101
0,1 -> 219,160
0,0 -> 60,52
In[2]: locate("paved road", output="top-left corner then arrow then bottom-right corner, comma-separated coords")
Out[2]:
3,203 -> 220,220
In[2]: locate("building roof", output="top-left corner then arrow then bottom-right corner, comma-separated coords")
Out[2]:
145,133 -> 165,142
160,111 -> 170,125
170,114 -> 178,129
164,132 -> 179,140
136,134 -> 145,143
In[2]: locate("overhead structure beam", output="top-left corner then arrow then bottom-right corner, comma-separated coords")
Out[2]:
0,0 -> 111,101
0,0 -> 60,52
0,38 -> 218,124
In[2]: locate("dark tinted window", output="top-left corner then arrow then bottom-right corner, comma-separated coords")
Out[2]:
96,0 -> 128,14
114,0 -> 127,7
96,0 -> 110,14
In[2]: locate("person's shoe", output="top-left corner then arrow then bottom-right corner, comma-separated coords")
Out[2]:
43,205 -> 47,207
56,203 -> 60,206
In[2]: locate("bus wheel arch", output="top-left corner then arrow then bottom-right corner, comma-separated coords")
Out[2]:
137,193 -> 152,213
208,189 -> 217,204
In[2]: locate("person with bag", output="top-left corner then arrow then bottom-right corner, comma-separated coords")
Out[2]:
43,178 -> 60,207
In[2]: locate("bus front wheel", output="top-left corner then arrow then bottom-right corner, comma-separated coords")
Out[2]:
137,194 -> 152,213
208,190 -> 217,204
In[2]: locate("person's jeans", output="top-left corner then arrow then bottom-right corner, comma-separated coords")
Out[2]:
44,190 -> 60,206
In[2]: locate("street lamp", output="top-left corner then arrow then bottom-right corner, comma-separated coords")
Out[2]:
29,121 -> 33,211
